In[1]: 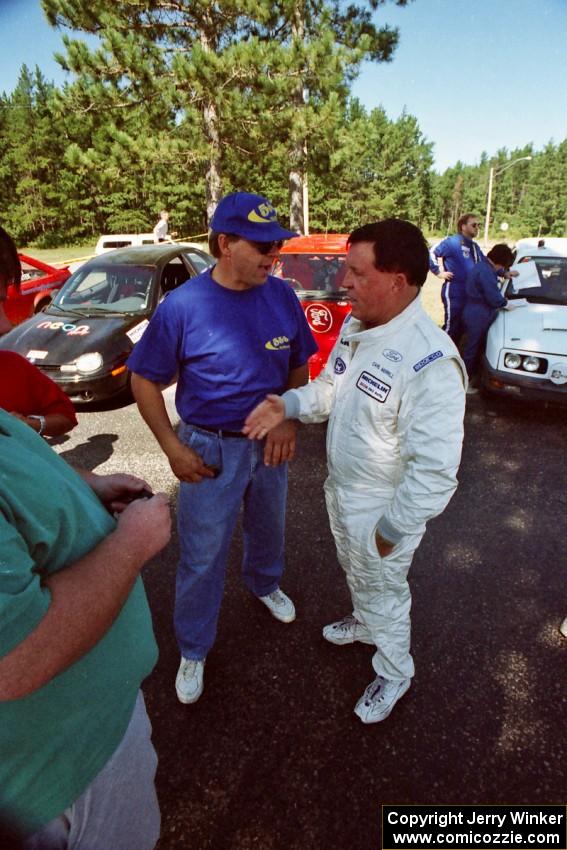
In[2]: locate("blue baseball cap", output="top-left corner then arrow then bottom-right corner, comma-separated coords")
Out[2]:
210,192 -> 299,242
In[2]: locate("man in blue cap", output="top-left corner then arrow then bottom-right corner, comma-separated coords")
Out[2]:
128,192 -> 317,704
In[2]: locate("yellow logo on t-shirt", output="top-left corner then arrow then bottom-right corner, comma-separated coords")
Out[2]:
265,335 -> 290,351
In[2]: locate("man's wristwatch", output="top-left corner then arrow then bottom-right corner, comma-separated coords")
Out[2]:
28,414 -> 46,436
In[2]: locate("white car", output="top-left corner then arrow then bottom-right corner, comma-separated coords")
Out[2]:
95,233 -> 157,254
482,240 -> 567,404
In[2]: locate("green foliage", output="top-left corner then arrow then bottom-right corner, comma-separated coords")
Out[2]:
0,3 -> 565,246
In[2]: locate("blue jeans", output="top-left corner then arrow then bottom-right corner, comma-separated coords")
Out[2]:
174,424 -> 288,659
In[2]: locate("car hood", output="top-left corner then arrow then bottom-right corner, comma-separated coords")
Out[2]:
0,310 -> 148,365
502,303 -> 567,354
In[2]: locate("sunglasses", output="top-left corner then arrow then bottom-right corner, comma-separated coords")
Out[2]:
245,238 -> 285,255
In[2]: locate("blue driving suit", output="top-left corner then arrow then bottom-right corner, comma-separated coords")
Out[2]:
462,259 -> 507,377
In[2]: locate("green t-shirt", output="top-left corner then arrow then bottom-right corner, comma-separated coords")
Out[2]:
0,410 -> 158,834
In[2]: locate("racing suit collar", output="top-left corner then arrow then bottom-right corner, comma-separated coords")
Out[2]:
345,292 -> 424,340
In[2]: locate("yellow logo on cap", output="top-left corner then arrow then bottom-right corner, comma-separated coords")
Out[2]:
248,202 -> 277,223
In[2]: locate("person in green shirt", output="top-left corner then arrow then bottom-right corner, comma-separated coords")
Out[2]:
0,226 -> 171,849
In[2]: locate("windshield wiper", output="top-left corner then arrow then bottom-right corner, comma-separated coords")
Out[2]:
48,303 -> 88,317
76,306 -> 124,315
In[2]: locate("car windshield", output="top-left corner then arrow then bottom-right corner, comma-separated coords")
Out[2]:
53,264 -> 155,315
506,257 -> 567,305
276,254 -> 347,292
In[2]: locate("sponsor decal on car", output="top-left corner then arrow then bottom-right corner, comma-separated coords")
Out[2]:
383,348 -> 403,362
413,350 -> 443,372
305,303 -> 333,334
127,320 -> 150,344
356,371 -> 391,403
26,350 -> 48,360
265,335 -> 290,351
36,320 -> 90,336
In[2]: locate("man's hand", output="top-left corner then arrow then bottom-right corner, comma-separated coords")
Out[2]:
83,472 -> 154,513
438,271 -> 453,281
115,494 -> 172,561
502,269 -> 519,279
166,443 -> 216,483
243,395 -> 286,439
375,531 -> 395,558
263,419 -> 297,466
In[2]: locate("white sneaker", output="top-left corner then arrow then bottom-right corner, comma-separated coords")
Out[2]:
354,675 -> 411,724
258,588 -> 296,623
322,614 -> 374,646
175,657 -> 205,704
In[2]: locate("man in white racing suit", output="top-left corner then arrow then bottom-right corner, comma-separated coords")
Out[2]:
244,219 -> 466,724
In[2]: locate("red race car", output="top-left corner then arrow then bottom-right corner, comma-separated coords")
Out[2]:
275,234 -> 350,378
3,254 -> 71,329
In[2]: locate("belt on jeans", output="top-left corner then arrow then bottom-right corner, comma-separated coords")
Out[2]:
188,422 -> 247,439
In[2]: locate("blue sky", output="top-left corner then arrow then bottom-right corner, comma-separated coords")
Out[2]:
1,0 -> 566,172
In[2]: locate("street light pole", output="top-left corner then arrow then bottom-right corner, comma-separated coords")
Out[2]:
483,155 -> 532,248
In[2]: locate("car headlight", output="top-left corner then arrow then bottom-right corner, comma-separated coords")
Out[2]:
75,352 -> 103,374
522,356 -> 541,372
504,352 -> 522,369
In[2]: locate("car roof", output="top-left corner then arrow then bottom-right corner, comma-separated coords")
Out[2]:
515,237 -> 567,257
514,250 -> 567,263
84,243 -> 211,268
280,234 -> 349,254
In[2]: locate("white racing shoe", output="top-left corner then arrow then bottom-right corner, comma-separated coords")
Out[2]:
258,588 -> 296,623
175,657 -> 205,704
322,614 -> 374,646
354,675 -> 411,724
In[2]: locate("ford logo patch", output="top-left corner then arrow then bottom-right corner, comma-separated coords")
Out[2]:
383,349 -> 402,362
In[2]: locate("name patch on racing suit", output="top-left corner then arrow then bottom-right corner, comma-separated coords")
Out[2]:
356,371 -> 391,403
413,350 -> 443,372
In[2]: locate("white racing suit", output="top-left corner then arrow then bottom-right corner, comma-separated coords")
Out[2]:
285,296 -> 466,681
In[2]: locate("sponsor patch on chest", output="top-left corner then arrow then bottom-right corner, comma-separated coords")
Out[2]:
413,350 -> 443,372
334,356 -> 347,374
356,371 -> 391,403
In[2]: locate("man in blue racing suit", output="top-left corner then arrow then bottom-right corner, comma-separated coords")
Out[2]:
429,213 -> 484,343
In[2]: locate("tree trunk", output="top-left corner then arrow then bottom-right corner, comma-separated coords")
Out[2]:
203,100 -> 222,224
201,21 -> 222,224
289,2 -> 306,233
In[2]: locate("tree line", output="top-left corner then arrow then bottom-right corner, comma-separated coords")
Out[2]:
0,0 -> 565,247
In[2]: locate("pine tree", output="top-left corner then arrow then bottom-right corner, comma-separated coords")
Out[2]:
41,0 -> 412,228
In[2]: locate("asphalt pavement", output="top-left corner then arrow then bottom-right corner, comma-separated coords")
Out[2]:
50,390 -> 567,850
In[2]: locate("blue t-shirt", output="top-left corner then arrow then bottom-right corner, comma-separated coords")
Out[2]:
127,269 -> 318,430
430,234 -> 484,287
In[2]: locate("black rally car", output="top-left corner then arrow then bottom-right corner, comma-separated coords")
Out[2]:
0,243 -> 213,403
